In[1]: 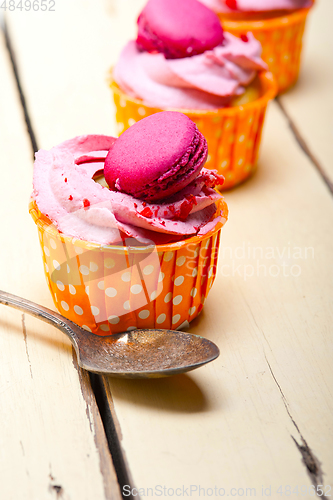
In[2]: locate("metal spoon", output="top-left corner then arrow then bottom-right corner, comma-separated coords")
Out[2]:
0,290 -> 219,378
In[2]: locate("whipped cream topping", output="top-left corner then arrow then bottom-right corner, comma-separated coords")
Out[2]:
200,0 -> 312,13
114,32 -> 267,110
32,135 -> 225,246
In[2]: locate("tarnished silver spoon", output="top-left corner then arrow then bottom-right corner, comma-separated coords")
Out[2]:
0,290 -> 219,378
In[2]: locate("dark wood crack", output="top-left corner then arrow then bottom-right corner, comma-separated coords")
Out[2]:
265,353 -> 327,497
276,97 -> 333,195
1,15 -> 39,156
22,313 -> 33,379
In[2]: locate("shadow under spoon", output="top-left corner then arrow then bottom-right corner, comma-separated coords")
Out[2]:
0,290 -> 219,378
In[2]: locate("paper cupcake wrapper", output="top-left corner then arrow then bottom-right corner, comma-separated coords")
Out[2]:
219,6 -> 313,93
110,71 -> 276,190
29,199 -> 228,336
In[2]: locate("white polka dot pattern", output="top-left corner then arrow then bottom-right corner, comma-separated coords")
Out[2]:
104,258 -> 115,269
174,276 -> 184,286
74,246 -> 84,255
89,262 -> 98,272
91,306 -> 100,317
33,195 -> 224,335
108,315 -> 120,325
130,284 -> 142,295
138,310 -> 150,320
79,265 -> 89,276
53,260 -> 60,271
143,265 -> 154,275
172,314 -> 181,325
163,252 -> 173,262
105,287 -> 117,298
74,305 -> 83,315
176,256 -> 186,267
56,280 -> 65,291
173,296 -> 183,306
157,314 -> 166,325
121,272 -> 131,282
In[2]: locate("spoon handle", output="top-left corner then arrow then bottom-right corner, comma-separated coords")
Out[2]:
0,289 -> 79,345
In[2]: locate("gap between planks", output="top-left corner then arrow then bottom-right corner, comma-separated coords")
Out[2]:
1,16 -> 134,500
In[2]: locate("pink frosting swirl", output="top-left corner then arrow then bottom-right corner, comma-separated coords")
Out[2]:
32,135 -> 225,246
114,32 -> 267,110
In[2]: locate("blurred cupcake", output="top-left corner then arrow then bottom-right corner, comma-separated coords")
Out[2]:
109,0 -> 276,190
199,0 -> 314,93
30,112 -> 228,335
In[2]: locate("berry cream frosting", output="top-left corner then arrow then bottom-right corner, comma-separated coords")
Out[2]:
113,0 -> 268,110
32,113 -> 226,246
200,0 -> 312,13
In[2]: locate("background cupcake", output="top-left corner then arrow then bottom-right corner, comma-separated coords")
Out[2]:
199,0 -> 314,93
30,113 -> 228,335
109,0 -> 276,190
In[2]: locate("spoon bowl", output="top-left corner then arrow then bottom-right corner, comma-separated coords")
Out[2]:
0,290 -> 219,378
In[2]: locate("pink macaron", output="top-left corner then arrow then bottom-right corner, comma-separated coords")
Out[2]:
136,0 -> 224,59
104,111 -> 208,202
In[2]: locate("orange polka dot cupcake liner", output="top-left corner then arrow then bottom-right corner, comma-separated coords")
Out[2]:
219,4 -> 313,94
109,71 -> 276,190
29,198 -> 228,336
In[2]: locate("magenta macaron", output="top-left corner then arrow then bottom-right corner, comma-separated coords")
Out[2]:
136,0 -> 224,59
104,111 -> 208,202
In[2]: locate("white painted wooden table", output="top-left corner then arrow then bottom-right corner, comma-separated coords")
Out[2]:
0,1 -> 332,498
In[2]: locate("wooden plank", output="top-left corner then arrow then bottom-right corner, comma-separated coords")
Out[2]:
103,105 -> 333,497
5,0 -> 333,497
279,0 -> 333,184
5,0 -> 146,147
0,29 -> 121,500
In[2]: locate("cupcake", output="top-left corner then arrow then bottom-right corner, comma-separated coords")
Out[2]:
30,112 -> 228,335
199,0 -> 314,93
109,0 -> 276,190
